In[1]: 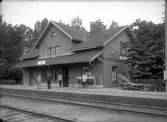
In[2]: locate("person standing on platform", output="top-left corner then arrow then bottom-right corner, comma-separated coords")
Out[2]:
47,72 -> 51,89
58,72 -> 63,87
82,72 -> 87,88
37,73 -> 42,89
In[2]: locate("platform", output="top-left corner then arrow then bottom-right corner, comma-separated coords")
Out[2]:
1,84 -> 167,108
1,85 -> 167,122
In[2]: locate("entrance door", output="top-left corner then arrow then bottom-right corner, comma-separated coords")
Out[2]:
112,66 -> 117,82
63,67 -> 69,87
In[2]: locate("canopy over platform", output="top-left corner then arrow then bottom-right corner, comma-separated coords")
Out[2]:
14,50 -> 101,68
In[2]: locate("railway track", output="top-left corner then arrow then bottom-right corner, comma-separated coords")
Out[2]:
1,93 -> 167,118
0,104 -> 75,122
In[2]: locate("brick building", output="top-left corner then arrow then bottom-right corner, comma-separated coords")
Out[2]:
15,21 -> 135,88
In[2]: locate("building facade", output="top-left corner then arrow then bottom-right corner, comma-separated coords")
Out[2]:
16,21 -> 135,88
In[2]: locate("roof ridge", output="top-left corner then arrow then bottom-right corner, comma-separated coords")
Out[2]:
71,25 -> 129,51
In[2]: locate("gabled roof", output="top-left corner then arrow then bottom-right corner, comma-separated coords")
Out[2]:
15,49 -> 101,68
52,21 -> 89,41
21,49 -> 39,60
33,21 -> 88,49
22,25 -> 131,60
70,26 -> 128,51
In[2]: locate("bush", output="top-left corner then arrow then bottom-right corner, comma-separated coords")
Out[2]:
0,67 -> 23,84
134,79 -> 165,91
152,79 -> 165,91
0,79 -> 16,85
8,68 -> 23,84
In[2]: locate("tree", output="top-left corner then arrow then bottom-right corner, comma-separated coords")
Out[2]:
71,16 -> 82,28
109,20 -> 119,29
40,18 -> 48,32
94,19 -> 106,30
127,19 -> 165,85
19,24 -> 34,53
34,20 -> 41,35
33,18 -> 49,48
0,21 -> 25,81
90,19 -> 106,32
0,19 -> 35,82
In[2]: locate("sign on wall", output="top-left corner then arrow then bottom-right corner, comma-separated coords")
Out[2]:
164,71 -> 167,80
37,60 -> 46,65
119,56 -> 127,60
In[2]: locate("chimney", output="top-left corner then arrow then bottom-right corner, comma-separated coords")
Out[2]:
90,22 -> 98,32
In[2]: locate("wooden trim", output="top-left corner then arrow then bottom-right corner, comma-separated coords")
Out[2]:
33,22 -> 50,49
90,51 -> 103,62
71,46 -> 102,52
51,21 -> 72,39
33,21 -> 73,49
103,57 -> 127,63
103,26 -> 128,46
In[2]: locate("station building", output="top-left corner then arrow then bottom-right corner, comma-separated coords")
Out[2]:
15,21 -> 135,87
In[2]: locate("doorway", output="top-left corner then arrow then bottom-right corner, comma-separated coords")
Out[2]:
112,66 -> 117,82
63,67 -> 69,87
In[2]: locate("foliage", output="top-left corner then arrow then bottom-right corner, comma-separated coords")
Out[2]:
127,19 -> 165,86
41,18 -> 48,32
94,19 -> 106,31
109,20 -> 119,29
71,16 -> 82,28
19,24 -> 34,53
0,19 -> 28,82
0,23 -> 23,64
34,18 -> 48,44
90,19 -> 106,32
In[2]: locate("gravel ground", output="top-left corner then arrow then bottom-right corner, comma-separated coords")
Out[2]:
1,96 -> 167,122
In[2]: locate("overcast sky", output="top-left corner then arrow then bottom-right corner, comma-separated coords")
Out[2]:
1,0 -> 165,31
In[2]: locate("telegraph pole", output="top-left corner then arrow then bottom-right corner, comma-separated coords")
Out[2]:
165,0 -> 167,91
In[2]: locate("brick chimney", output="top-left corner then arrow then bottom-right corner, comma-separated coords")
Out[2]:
90,22 -> 98,32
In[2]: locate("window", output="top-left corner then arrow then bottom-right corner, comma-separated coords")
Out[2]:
47,47 -> 52,57
55,46 -> 61,56
51,47 -> 55,57
120,42 -> 128,57
50,32 -> 56,37
46,46 -> 61,58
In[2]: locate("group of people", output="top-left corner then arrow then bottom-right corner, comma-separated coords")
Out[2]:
36,72 -> 63,89
82,72 -> 93,88
36,73 -> 52,89
36,71 -> 92,89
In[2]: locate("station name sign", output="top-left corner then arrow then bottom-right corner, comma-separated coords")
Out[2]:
119,56 -> 127,60
37,60 -> 46,65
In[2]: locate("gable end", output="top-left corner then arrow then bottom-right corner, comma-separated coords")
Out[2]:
33,21 -> 73,49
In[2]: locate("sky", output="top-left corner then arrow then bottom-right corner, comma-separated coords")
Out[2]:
1,0 -> 165,31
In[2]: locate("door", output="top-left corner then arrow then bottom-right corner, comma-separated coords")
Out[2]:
112,66 -> 117,82
63,67 -> 69,87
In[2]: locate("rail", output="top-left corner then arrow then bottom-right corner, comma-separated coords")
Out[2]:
0,104 -> 75,122
2,92 -> 167,118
